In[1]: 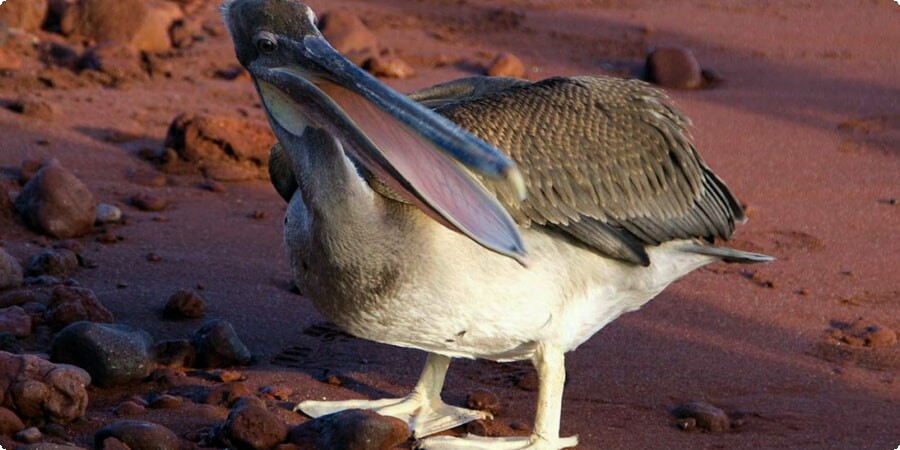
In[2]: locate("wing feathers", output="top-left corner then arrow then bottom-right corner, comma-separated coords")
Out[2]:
411,76 -> 745,265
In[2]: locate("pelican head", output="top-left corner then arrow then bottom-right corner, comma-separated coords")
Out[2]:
222,0 -> 527,262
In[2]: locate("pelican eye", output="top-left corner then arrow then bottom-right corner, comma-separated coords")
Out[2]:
256,35 -> 278,54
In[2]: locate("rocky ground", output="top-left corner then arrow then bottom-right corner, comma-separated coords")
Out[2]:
0,0 -> 897,449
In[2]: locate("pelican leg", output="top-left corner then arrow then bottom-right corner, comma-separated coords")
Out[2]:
295,353 -> 492,438
416,343 -> 578,449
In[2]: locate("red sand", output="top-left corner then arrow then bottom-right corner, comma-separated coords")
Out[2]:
1,0 -> 897,448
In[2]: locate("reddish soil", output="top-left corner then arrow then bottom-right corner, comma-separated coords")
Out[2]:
1,0 -> 898,449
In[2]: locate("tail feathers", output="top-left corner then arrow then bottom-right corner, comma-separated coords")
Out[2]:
679,243 -> 774,264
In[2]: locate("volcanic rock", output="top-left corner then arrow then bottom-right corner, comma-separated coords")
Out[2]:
466,388 -> 502,416
94,420 -> 180,450
203,382 -> 253,407
645,45 -> 703,89
365,55 -> 415,79
0,0 -> 49,32
486,52 -> 525,78
163,113 -> 275,181
318,10 -> 379,66
95,203 -> 122,224
163,289 -> 205,319
0,332 -> 23,354
191,319 -> 252,368
0,248 -> 23,290
114,400 -> 146,417
14,162 -> 96,239
0,406 -> 25,435
287,409 -> 408,450
0,352 -> 91,423
51,322 -> 154,387
130,194 -> 168,212
44,285 -> 114,330
672,402 -> 730,432
8,96 -> 57,120
77,42 -> 146,82
152,339 -> 196,368
216,401 -> 287,450
61,0 -> 182,52
148,394 -> 182,409
0,306 -> 32,338
25,248 -> 79,279
14,426 -> 42,443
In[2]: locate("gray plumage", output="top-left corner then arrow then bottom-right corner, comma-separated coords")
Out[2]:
408,76 -> 745,266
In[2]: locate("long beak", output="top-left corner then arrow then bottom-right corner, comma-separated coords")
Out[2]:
253,36 -> 528,264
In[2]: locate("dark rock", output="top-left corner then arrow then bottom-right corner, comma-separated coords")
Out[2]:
101,436 -> 131,450
8,96 -> 57,120
0,289 -> 42,309
365,56 -> 415,79
0,248 -> 23,290
163,289 -> 205,319
0,306 -> 32,338
645,45 -> 703,89
318,10 -> 379,66
45,285 -> 114,330
203,382 -> 252,407
191,319 -> 252,368
14,162 -> 96,239
162,113 -> 275,182
152,339 -> 196,368
18,158 -> 45,185
25,248 -> 79,278
0,406 -> 25,435
0,332 -> 23,353
14,426 -> 42,443
217,402 -> 287,450
0,352 -> 91,423
148,394 -> 182,409
115,400 -> 146,417
486,52 -> 525,78
94,420 -> 180,450
50,322 -> 154,387
287,409 -> 408,450
672,402 -> 730,433
466,389 -> 502,416
0,0 -> 49,31
130,194 -> 168,212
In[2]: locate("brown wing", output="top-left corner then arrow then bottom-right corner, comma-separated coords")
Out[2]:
412,76 -> 745,266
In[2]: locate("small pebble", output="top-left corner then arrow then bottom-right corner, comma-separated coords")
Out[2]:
204,382 -> 253,407
96,232 -> 122,244
15,426 -> 42,443
164,289 -> 206,319
146,252 -> 163,262
95,203 -> 123,224
130,194 -> 169,212
672,402 -> 730,432
115,400 -> 146,416
259,386 -> 292,401
486,52 -> 525,78
201,179 -> 226,193
365,55 -> 416,79
466,389 -> 502,415
149,394 -> 183,409
213,369 -> 243,382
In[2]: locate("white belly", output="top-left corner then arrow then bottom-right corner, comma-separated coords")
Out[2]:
286,194 -> 716,362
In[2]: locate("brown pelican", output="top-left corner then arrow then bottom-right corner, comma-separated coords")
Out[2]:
223,1 -> 772,448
